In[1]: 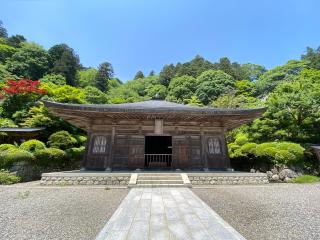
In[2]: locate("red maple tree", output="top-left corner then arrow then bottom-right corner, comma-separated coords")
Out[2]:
1,79 -> 47,97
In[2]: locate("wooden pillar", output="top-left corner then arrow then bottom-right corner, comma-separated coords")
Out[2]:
82,120 -> 93,170
222,127 -> 231,169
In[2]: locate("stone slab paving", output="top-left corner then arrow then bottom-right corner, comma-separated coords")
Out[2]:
96,188 -> 245,240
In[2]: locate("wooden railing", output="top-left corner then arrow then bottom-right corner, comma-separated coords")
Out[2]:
145,154 -> 172,167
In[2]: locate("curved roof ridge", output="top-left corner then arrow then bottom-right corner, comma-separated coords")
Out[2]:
43,100 -> 266,115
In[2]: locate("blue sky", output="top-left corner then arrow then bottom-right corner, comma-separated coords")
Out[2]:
1,0 -> 320,80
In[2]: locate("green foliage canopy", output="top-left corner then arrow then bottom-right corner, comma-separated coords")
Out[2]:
196,70 -> 235,105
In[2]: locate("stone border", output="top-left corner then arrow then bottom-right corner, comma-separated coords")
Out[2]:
188,172 -> 269,185
40,171 -> 269,186
40,172 -> 131,186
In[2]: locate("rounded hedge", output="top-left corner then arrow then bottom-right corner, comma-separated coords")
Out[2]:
47,131 -> 77,150
75,135 -> 87,145
20,139 -> 46,152
34,148 -> 66,166
240,142 -> 257,153
234,134 -> 249,146
65,146 -> 85,161
2,149 -> 35,168
0,144 -> 16,152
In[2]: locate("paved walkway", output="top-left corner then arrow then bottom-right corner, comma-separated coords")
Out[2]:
96,188 -> 245,240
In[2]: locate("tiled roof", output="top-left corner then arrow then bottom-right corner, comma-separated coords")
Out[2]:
0,127 -> 45,132
44,100 -> 266,115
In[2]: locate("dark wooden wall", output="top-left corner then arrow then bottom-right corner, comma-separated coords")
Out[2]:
83,119 -> 230,170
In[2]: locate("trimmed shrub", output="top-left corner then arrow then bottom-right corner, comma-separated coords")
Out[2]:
274,150 -> 296,165
47,131 -> 77,150
74,135 -> 87,146
65,146 -> 85,161
278,142 -> 304,157
229,139 -> 306,169
0,170 -> 20,185
2,149 -> 35,168
255,143 -> 277,157
234,134 -> 249,146
0,144 -> 16,151
20,139 -> 46,152
240,142 -> 257,153
34,148 -> 66,167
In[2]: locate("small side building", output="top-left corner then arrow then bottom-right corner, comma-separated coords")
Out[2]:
45,100 -> 265,171
0,127 -> 45,144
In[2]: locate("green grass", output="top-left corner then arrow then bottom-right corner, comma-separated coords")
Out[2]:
290,175 -> 320,183
0,170 -> 21,185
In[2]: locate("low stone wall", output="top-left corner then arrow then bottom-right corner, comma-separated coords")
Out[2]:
188,172 -> 269,185
40,171 -> 269,186
40,171 -> 130,186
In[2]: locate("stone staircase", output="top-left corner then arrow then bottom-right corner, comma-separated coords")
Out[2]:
128,173 -> 192,188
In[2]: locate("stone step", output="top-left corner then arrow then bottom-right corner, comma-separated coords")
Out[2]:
138,175 -> 182,180
137,179 -> 184,184
131,183 -> 187,188
137,173 -> 182,176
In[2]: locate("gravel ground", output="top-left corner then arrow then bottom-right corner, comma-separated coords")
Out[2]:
193,183 -> 320,240
0,183 -> 129,240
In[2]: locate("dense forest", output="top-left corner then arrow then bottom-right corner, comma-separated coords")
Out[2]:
0,20 -> 319,182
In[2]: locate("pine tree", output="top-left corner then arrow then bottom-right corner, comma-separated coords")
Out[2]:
48,44 -> 80,86
149,70 -> 155,76
159,64 -> 176,86
134,71 -> 144,80
0,20 -> 8,38
95,62 -> 113,92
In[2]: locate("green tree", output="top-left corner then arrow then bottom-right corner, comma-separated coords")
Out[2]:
186,96 -> 204,107
196,70 -> 235,105
159,64 -> 176,86
149,70 -> 155,76
218,57 -> 235,78
0,21 -> 7,38
0,64 -> 18,82
48,44 -> 80,86
108,78 -> 122,89
145,84 -> 167,99
52,85 -> 86,104
40,74 -> 66,85
175,55 -> 214,78
134,71 -> 145,80
255,60 -> 308,95
249,69 -> 320,143
212,93 -> 262,108
166,75 -> 198,103
235,80 -> 255,96
5,42 -> 49,80
84,86 -> 107,104
95,62 -> 113,92
21,102 -> 75,134
78,68 -> 97,88
241,63 -> 266,81
0,42 -> 16,63
301,46 -> 320,70
6,35 -> 26,48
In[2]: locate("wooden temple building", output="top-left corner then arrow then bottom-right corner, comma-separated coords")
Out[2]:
44,100 -> 265,171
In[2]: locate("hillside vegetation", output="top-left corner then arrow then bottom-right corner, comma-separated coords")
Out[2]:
0,21 -> 319,181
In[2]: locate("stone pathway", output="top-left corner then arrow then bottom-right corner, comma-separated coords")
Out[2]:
96,188 -> 245,240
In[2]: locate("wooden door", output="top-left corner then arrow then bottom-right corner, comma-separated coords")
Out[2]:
189,135 -> 202,168
172,135 -> 189,169
128,135 -> 145,169
205,135 -> 229,169
85,134 -> 111,170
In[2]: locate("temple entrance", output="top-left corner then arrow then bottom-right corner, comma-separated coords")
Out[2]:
145,136 -> 172,168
